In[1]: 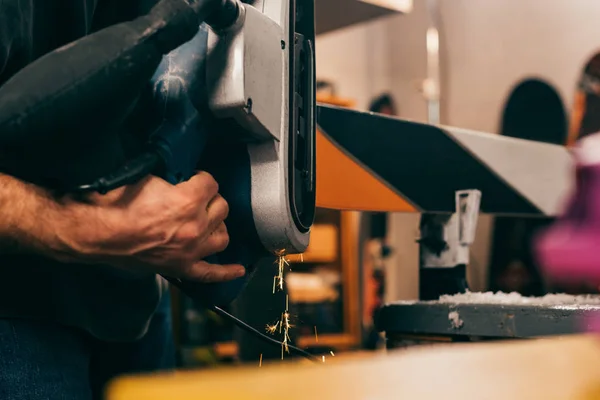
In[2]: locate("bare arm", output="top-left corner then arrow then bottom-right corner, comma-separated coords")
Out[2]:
0,173 -> 67,258
0,172 -> 245,282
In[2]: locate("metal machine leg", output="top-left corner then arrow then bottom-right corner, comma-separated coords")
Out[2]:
419,190 -> 481,300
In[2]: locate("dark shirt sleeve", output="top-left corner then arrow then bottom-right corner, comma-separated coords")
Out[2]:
0,12 -> 9,76
92,0 -> 160,31
0,1 -> 159,85
0,0 -> 159,157
0,0 -> 30,86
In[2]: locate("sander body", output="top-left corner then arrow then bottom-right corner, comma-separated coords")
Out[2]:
0,0 -> 316,306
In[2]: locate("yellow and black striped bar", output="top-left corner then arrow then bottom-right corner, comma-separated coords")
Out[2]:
316,104 -> 572,216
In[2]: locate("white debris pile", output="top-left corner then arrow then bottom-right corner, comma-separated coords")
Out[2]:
448,311 -> 463,328
388,300 -> 418,305
436,291 -> 600,306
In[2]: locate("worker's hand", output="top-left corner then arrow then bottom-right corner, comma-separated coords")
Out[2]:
52,172 -> 245,282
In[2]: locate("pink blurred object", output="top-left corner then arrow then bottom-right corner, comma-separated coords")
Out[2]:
535,134 -> 600,284
583,312 -> 600,333
535,134 -> 600,333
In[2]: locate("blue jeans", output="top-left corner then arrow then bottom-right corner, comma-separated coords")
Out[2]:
0,292 -> 175,400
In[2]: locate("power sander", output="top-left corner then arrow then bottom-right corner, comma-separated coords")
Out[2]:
0,0 -> 315,309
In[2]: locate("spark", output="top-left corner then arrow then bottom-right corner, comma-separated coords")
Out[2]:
279,294 -> 294,359
270,249 -> 295,360
265,322 -> 279,334
274,254 -> 289,292
280,311 -> 292,359
314,326 -> 318,343
259,354 -> 263,367
274,249 -> 286,257
330,351 -> 335,357
322,355 -> 326,363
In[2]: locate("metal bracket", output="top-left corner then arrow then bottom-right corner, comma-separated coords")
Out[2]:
419,189 -> 481,268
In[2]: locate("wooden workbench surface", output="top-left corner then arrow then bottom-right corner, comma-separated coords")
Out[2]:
107,335 -> 600,400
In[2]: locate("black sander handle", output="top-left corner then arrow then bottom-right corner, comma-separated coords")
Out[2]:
0,0 -> 220,188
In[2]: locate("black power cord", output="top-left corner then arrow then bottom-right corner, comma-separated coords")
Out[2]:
74,152 -> 161,194
210,305 -> 321,362
164,276 -> 322,363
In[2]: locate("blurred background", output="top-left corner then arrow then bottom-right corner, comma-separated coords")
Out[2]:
171,0 -> 600,367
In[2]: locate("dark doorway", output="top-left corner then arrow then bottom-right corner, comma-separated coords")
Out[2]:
488,79 -> 567,296
567,52 -> 600,145
500,79 -> 567,145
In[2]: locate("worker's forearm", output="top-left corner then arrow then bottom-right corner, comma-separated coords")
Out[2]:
0,171 -> 245,282
0,173 -> 66,258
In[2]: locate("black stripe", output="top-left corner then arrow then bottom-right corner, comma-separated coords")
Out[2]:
317,105 -> 541,215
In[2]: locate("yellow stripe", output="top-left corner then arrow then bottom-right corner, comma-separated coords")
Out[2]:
315,128 -> 416,212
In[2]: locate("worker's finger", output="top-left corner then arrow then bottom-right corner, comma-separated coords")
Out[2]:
178,171 -> 219,204
206,194 -> 229,232
210,221 -> 228,238
195,222 -> 230,259
186,261 -> 245,282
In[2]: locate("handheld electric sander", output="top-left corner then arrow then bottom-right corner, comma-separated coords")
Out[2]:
0,0 -> 316,307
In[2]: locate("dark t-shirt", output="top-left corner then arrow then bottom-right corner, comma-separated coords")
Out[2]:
3,0 -> 95,85
0,0 -> 163,341
0,0 -> 161,84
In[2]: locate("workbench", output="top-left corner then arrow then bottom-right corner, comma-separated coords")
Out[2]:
376,292 -> 600,348
106,335 -> 600,400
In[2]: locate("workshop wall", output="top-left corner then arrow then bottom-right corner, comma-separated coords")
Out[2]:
317,0 -> 600,137
439,0 -> 600,133
315,1 -> 489,300
315,1 -> 429,120
316,20 -> 393,109
384,0 -> 428,123
316,3 -> 431,301
315,0 -> 600,300
432,0 -> 600,294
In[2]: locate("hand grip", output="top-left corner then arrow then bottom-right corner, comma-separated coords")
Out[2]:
148,27 -> 268,306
